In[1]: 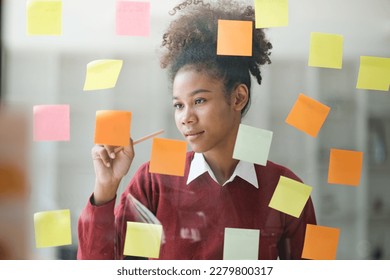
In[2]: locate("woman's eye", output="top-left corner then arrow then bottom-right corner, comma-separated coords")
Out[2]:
195,98 -> 205,105
173,103 -> 184,109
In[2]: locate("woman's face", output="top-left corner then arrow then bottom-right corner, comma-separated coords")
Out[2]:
172,67 -> 242,154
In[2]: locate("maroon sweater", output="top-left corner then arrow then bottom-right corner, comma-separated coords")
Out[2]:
77,151 -> 316,260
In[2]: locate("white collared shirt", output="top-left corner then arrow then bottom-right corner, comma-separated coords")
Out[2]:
186,152 -> 259,188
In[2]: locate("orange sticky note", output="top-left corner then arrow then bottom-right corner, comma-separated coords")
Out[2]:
285,93 -> 331,137
217,19 -> 252,56
149,138 -> 187,176
94,110 -> 131,146
302,224 -> 340,260
328,148 -> 363,186
0,165 -> 27,197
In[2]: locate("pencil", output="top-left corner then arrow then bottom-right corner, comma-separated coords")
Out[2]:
133,129 -> 165,145
114,129 -> 164,153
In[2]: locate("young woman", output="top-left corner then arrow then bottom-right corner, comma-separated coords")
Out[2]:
77,0 -> 316,260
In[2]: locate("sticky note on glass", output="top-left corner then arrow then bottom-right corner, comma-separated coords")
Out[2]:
302,224 -> 340,260
149,138 -> 187,176
233,124 -> 273,166
217,20 -> 252,56
285,93 -> 331,137
94,110 -> 131,146
0,165 -> 26,197
27,0 -> 62,35
223,228 -> 259,260
83,60 -> 123,91
123,222 -> 162,258
308,32 -> 343,69
254,0 -> 288,28
356,56 -> 390,91
328,148 -> 363,186
34,209 -> 72,248
116,1 -> 150,36
269,176 -> 312,218
33,104 -> 70,141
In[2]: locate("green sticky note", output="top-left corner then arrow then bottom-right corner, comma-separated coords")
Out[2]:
83,60 -> 123,91
34,209 -> 72,248
223,228 -> 259,260
123,222 -> 162,259
254,0 -> 288,28
308,32 -> 343,69
27,0 -> 62,36
356,56 -> 390,91
269,176 -> 312,218
233,124 -> 273,166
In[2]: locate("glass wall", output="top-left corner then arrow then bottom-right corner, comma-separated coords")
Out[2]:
0,0 -> 389,260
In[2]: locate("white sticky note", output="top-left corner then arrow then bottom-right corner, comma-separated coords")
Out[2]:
233,124 -> 273,166
223,227 -> 259,260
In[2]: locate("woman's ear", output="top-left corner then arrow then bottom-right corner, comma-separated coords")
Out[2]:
231,84 -> 249,112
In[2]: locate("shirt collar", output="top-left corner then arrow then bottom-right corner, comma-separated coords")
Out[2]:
186,152 -> 259,188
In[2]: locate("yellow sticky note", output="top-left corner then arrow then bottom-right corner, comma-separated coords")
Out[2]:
149,138 -> 187,176
308,32 -> 343,69
233,124 -> 273,166
34,209 -> 72,248
269,176 -> 312,218
356,56 -> 390,91
217,20 -> 253,56
94,110 -> 132,147
302,224 -> 340,260
83,60 -> 123,91
254,0 -> 288,28
123,222 -> 162,258
27,0 -> 62,36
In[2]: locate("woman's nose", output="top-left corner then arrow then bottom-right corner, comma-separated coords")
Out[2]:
181,107 -> 196,125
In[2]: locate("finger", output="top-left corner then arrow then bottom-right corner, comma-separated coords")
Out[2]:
92,145 -> 112,167
122,138 -> 135,159
91,145 -> 104,160
104,145 -> 118,160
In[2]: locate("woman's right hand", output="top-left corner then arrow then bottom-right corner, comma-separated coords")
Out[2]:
91,139 -> 135,205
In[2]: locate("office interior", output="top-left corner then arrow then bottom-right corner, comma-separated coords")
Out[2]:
0,0 -> 389,259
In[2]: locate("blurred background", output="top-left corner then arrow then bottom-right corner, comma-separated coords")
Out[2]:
0,0 -> 389,259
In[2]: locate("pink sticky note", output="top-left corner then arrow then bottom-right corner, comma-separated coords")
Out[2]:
33,104 -> 70,141
116,1 -> 150,36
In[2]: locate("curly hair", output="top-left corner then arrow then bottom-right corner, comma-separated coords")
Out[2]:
160,0 -> 273,116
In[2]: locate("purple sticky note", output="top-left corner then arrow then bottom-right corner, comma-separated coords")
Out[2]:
33,104 -> 70,141
116,1 -> 150,36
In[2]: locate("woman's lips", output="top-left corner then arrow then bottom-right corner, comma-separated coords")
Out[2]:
184,131 -> 204,139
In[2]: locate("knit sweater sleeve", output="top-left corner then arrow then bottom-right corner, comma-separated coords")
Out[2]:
77,162 -> 157,260
77,194 -> 118,260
